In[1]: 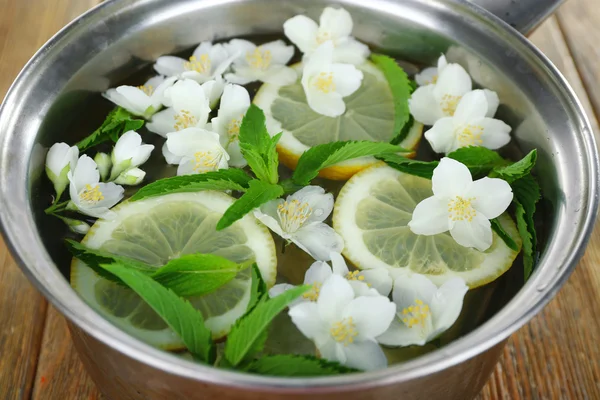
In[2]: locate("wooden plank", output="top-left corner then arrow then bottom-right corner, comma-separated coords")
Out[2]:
478,13 -> 600,400
0,0 -> 101,399
31,306 -> 103,400
556,0 -> 600,123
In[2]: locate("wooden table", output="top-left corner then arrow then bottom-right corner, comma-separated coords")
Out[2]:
0,0 -> 599,398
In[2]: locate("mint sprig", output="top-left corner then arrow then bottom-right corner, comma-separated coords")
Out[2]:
130,169 -> 252,201
224,285 -> 309,367
216,180 -> 284,230
76,107 -> 144,151
490,149 -> 537,183
490,219 -> 519,252
99,263 -> 214,363
247,355 -> 358,376
511,174 -> 541,279
238,105 -> 282,184
248,264 -> 268,312
292,141 -> 410,186
371,54 -> 412,145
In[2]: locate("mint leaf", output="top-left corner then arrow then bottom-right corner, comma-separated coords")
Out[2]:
515,202 -> 534,279
224,285 -> 309,367
248,264 -> 268,312
238,105 -> 281,184
512,174 -> 541,279
447,146 -> 507,178
152,254 -> 251,297
377,154 -> 438,179
99,263 -> 214,363
491,149 -> 537,183
490,219 -> 519,251
130,169 -> 252,201
293,141 -> 410,185
66,239 -> 155,283
247,355 -> 358,376
76,107 -> 144,151
217,180 -> 284,230
391,115 -> 415,145
371,54 -> 411,145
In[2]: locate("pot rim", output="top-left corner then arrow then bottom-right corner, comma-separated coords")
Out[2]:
0,0 -> 597,391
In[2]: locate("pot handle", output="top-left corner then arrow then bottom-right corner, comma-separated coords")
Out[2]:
469,0 -> 564,34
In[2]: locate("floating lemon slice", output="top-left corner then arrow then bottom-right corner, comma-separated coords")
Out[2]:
71,191 -> 277,350
253,62 -> 423,180
333,163 -> 521,288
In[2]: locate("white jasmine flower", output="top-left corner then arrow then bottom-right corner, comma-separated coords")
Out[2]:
108,131 -> 154,180
45,142 -> 79,199
409,62 -> 500,125
408,158 -> 513,251
67,155 -> 124,219
253,186 -> 344,261
424,90 -> 512,154
103,75 -> 177,118
94,152 -> 112,181
210,84 -> 251,168
269,252 -> 392,302
224,39 -> 297,86
114,168 -> 146,186
165,127 -> 229,175
289,275 -> 396,371
201,77 -> 226,109
377,274 -> 468,347
301,41 -> 363,117
146,79 -> 211,137
154,42 -> 236,83
415,55 -> 448,86
283,7 -> 370,65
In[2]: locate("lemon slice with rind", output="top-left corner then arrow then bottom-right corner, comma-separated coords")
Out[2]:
71,191 -> 277,350
253,62 -> 423,181
333,163 -> 521,288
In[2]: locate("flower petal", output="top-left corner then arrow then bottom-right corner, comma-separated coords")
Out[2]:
113,130 -> 142,164
432,63 -> 472,101
343,340 -> 388,371
225,141 -> 246,168
283,15 -> 319,53
304,261 -> 333,285
477,117 -> 512,149
166,127 -> 221,157
260,40 -> 295,65
269,283 -> 295,298
415,67 -> 439,87
262,66 -> 298,86
329,252 -> 349,276
95,182 -> 125,208
361,268 -> 393,296
376,317 -> 427,347
223,71 -> 255,85
332,38 -> 370,65
408,196 -> 449,236
432,157 -> 473,198
253,202 -> 287,238
306,91 -> 346,117
154,56 -> 186,77
292,223 -> 344,261
115,86 -> 152,116
162,141 -> 182,165
468,177 -> 513,219
453,90 -> 488,124
343,296 -> 396,339
201,78 -> 226,109
449,213 -> 493,251
150,76 -> 178,109
483,89 -> 500,117
103,89 -> 146,116
288,186 -> 334,224
319,7 -> 353,40
317,275 -> 355,323
392,273 -> 438,309
168,79 -> 211,124
146,108 -> 177,137
330,63 -> 363,97
430,277 -> 468,335
409,85 -> 444,125
288,302 -> 328,340
424,117 -> 457,154
71,155 -> 99,190
225,39 -> 256,64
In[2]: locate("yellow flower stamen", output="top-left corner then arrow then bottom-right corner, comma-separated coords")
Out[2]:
400,299 -> 431,329
330,317 -> 358,346
79,184 -> 104,204
137,85 -> 154,96
313,72 -> 336,93
345,270 -> 366,282
457,124 -> 484,147
440,94 -> 461,116
246,48 -> 272,70
226,116 -> 243,144
447,196 -> 477,222
276,199 -> 312,233
193,151 -> 221,172
184,54 -> 211,74
174,110 -> 198,131
302,282 -> 321,302
316,31 -> 332,44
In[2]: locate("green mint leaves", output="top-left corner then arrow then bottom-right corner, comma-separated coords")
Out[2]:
238,104 -> 282,185
98,263 -> 215,363
292,141 -> 410,186
224,285 -> 309,367
76,107 -> 144,151
377,154 -> 438,179
511,174 -> 541,279
371,54 -> 412,145
216,180 -> 284,230
490,149 -> 537,183
130,169 -> 252,201
247,355 -> 357,376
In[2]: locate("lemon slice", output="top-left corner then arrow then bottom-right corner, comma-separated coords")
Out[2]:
253,62 -> 423,181
333,163 -> 521,288
71,191 -> 277,350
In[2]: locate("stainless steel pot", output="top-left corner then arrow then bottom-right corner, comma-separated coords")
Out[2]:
0,0 -> 597,399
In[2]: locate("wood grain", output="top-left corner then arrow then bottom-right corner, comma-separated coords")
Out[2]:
0,0 -> 599,399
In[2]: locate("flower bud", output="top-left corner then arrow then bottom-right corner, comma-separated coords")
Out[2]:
63,217 -> 90,235
114,168 -> 146,186
94,152 -> 112,182
45,142 -> 78,199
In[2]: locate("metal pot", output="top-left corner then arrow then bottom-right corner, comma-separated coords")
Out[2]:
0,0 -> 597,399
